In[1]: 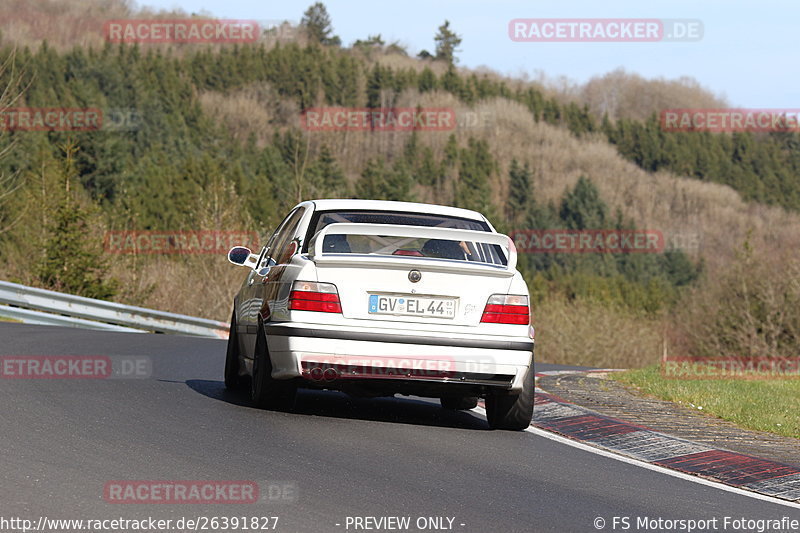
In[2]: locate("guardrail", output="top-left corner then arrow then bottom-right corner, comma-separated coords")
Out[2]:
0,280 -> 229,339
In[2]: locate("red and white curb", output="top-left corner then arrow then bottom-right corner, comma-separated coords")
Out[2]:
526,378 -> 800,504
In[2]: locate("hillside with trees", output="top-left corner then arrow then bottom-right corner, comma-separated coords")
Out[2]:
1,1 -> 799,367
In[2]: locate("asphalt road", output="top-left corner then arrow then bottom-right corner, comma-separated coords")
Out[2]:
1,322 -> 797,533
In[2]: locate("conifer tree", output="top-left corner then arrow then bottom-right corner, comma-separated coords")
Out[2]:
300,3 -> 341,46
559,176 -> 607,229
310,145 -> 348,198
455,138 -> 494,213
507,159 -> 533,224
433,20 -> 462,65
36,143 -> 118,300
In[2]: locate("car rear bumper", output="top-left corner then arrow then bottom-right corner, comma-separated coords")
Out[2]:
263,322 -> 534,392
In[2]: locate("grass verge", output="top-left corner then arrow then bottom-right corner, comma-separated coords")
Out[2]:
612,365 -> 800,439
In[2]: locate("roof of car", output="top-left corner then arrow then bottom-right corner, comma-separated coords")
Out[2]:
306,199 -> 487,222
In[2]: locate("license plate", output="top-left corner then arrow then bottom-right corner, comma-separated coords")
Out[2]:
368,294 -> 456,319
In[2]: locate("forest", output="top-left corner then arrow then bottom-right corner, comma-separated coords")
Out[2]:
1,2 -> 799,367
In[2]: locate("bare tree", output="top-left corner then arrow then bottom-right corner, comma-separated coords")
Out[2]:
0,48 -> 29,234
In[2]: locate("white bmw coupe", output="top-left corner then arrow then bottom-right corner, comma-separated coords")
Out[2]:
225,199 -> 534,430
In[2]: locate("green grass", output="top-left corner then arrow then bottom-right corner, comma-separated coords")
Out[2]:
0,316 -> 21,323
612,365 -> 800,439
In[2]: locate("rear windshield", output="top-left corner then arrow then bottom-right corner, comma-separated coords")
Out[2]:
303,210 -> 506,266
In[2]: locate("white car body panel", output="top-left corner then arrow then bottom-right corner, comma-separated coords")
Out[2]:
232,199 -> 534,396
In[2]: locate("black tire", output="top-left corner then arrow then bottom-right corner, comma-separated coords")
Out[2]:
440,396 -> 479,410
250,324 -> 297,410
485,362 -> 534,430
224,311 -> 241,390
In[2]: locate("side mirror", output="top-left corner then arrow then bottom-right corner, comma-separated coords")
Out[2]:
228,246 -> 259,267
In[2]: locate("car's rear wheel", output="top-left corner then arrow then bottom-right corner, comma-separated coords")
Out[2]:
440,396 -> 479,410
224,310 -> 241,390
251,324 -> 297,410
485,362 -> 534,430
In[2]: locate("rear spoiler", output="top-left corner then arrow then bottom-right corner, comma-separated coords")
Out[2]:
308,223 -> 517,273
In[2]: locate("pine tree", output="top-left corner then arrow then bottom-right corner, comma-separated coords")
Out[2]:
356,158 -> 389,200
310,145 -> 348,198
441,65 -> 464,96
366,63 -> 392,109
443,134 -> 459,167
403,131 -> 420,164
388,160 -> 414,202
357,158 -> 414,201
507,159 -> 533,224
417,147 -> 444,188
273,130 -> 311,202
418,67 -> 437,92
35,143 -> 117,300
455,138 -> 495,213
559,176 -> 607,229
300,2 -> 341,46
433,20 -> 462,65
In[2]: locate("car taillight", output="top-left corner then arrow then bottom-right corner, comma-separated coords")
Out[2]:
289,281 -> 342,313
480,294 -> 530,325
